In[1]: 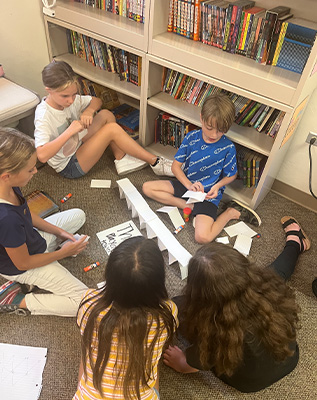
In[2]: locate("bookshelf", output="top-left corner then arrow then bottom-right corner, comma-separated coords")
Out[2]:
43,0 -> 317,209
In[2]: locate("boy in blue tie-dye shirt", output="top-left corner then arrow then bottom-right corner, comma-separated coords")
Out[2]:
143,94 -> 261,244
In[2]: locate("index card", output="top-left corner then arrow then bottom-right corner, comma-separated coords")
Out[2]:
182,190 -> 207,203
90,179 -> 111,188
234,234 -> 252,256
224,221 -> 257,238
157,206 -> 185,229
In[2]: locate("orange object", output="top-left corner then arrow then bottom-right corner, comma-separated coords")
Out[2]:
183,207 -> 192,222
84,262 -> 100,272
61,193 -> 72,203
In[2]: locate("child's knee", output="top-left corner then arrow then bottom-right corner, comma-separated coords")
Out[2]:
98,109 -> 116,123
194,229 -> 212,244
142,181 -> 153,196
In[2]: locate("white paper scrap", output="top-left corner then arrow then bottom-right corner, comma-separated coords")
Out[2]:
0,343 -> 47,400
234,234 -> 252,256
215,236 -> 230,244
90,179 -> 111,188
182,190 -> 206,204
224,221 -> 257,238
156,206 -> 185,229
60,234 -> 90,257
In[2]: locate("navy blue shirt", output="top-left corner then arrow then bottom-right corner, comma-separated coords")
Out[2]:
0,187 -> 47,275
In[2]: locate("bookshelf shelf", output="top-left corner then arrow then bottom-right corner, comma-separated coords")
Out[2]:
43,0 -> 317,209
54,0 -> 148,52
147,92 -> 273,156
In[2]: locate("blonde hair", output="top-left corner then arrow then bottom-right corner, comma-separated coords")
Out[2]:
42,60 -> 78,91
0,127 -> 36,175
201,93 -> 235,133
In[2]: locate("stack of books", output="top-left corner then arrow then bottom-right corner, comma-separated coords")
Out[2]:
161,67 -> 285,138
74,0 -> 145,23
167,1 -> 317,74
112,103 -> 140,140
155,112 -> 198,148
66,29 -> 142,86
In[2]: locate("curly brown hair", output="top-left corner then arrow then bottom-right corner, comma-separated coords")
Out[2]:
183,242 -> 300,377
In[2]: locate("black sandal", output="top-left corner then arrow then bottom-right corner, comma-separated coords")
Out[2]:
281,216 -> 311,252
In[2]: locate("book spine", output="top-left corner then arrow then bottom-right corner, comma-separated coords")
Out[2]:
272,22 -> 288,66
222,4 -> 233,51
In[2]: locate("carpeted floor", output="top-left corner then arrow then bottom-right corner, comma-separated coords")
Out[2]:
1,150 -> 316,400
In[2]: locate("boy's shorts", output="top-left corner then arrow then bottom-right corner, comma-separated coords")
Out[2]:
171,179 -> 218,221
59,154 -> 86,179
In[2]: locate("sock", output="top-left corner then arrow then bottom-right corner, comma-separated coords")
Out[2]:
0,281 -> 25,306
151,157 -> 159,167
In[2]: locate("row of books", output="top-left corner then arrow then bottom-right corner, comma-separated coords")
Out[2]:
167,1 -> 317,73
236,145 -> 266,188
161,67 -> 285,137
66,29 -> 142,86
155,112 -> 198,149
74,0 -> 145,23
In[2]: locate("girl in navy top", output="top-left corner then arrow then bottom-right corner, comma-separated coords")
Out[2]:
0,127 -> 88,316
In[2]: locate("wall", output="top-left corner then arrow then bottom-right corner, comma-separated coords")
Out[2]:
0,1 -> 316,201
276,89 -> 317,197
0,0 -> 49,97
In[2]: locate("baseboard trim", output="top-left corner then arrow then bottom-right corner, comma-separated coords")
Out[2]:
271,180 -> 317,213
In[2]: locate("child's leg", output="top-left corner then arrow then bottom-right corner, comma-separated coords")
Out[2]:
3,262 -> 88,316
142,180 -> 188,209
82,109 -> 125,160
193,203 -> 239,244
39,208 -> 86,252
76,121 -> 157,173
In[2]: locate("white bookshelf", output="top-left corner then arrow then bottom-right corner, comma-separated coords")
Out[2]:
43,0 -> 317,209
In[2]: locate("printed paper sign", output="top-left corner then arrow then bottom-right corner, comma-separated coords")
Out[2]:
96,220 -> 142,255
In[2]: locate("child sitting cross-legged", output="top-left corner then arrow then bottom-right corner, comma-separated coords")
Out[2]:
143,93 -> 261,244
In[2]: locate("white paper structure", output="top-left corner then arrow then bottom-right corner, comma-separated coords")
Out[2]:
90,179 -> 111,188
224,221 -> 257,238
156,206 -> 185,229
117,178 -> 192,279
234,234 -> 252,256
0,343 -> 47,400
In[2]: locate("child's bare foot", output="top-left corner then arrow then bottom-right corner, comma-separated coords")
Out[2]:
281,216 -> 311,252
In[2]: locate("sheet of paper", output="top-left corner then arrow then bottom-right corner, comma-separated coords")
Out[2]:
156,206 -> 185,229
182,190 -> 206,203
97,220 -> 142,255
215,236 -> 230,244
90,179 -> 111,188
97,281 -> 106,289
0,343 -> 47,400
224,221 -> 257,238
234,234 -> 252,256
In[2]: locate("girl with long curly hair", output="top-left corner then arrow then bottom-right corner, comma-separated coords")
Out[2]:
163,217 -> 310,392
73,236 -> 178,400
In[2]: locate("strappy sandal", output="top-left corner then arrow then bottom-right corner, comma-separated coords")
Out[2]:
281,216 -> 311,252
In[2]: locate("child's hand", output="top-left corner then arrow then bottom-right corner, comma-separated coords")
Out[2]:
206,186 -> 219,199
59,236 -> 88,258
69,120 -> 84,135
163,346 -> 198,373
80,110 -> 94,128
188,181 -> 204,192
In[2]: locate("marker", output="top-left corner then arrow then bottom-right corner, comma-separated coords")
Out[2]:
173,225 -> 185,235
84,262 -> 100,272
61,193 -> 72,203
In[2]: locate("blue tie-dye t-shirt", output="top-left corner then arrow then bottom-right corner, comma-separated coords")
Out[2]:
174,129 -> 237,206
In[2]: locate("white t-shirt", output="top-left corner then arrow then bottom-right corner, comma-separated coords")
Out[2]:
34,94 -> 92,172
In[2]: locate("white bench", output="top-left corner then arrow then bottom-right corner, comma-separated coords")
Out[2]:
0,78 -> 40,136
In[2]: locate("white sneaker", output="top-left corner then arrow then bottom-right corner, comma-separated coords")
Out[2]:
114,154 -> 147,175
151,157 -> 174,177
